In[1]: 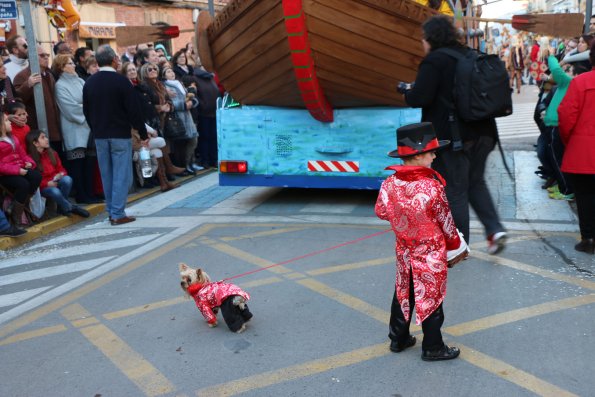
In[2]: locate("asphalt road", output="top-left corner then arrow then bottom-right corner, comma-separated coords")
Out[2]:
1,84 -> 594,397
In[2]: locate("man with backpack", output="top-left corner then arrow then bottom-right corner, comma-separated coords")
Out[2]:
398,15 -> 508,255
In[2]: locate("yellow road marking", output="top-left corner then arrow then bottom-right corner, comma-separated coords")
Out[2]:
459,344 -> 579,397
104,297 -> 186,320
297,278 -> 390,324
61,303 -> 176,396
0,325 -> 67,346
79,323 -> 175,396
471,250 -> 595,290
0,223 -> 216,339
221,227 -> 308,242
445,294 -> 595,336
196,343 -> 391,397
284,272 -> 307,279
469,234 -> 541,250
241,276 -> 284,288
306,257 -> 393,276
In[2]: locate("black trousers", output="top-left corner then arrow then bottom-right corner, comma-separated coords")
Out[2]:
220,295 -> 253,332
432,136 -> 504,243
568,173 -> 595,239
389,273 -> 445,352
0,170 -> 42,203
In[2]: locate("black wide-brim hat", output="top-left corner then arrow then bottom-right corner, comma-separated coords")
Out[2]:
388,122 -> 450,158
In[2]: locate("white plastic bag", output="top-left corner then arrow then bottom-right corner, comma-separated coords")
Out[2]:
29,188 -> 46,219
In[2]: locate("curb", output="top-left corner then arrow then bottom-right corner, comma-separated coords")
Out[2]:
0,170 -> 212,251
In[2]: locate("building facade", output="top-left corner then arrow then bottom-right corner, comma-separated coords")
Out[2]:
1,0 -> 231,60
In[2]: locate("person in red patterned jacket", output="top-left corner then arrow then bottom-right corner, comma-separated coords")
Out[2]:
557,40 -> 595,255
375,122 -> 468,362
25,130 -> 89,218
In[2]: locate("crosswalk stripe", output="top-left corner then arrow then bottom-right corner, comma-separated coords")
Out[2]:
0,234 -> 161,270
497,102 -> 539,140
0,257 -> 115,286
31,229 -> 132,250
0,287 -> 53,308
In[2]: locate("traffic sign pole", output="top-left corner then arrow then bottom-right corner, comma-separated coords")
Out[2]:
19,0 -> 48,134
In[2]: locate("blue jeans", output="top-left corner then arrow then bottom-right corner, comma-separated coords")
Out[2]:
0,210 -> 10,231
95,138 -> 133,220
41,176 -> 73,213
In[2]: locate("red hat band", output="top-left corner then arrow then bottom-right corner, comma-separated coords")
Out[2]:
397,138 -> 440,157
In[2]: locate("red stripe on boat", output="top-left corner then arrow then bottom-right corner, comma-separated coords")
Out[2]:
283,0 -> 334,123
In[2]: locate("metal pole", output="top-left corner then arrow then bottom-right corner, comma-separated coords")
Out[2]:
585,0 -> 593,33
208,0 -> 215,17
19,0 -> 47,134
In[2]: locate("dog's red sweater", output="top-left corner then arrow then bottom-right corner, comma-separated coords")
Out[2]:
187,282 -> 250,324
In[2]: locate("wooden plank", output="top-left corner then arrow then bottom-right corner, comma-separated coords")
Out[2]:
211,0 -> 282,59
306,6 -> 424,59
314,53 -> 401,95
307,0 -> 423,42
242,72 -> 300,104
230,64 -> 295,102
307,16 -> 423,72
309,34 -> 418,82
317,69 -> 400,103
223,54 -> 292,96
214,22 -> 289,84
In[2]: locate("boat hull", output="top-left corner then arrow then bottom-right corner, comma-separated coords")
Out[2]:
200,0 -> 439,110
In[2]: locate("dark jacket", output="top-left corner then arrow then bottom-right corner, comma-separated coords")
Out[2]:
192,68 -> 220,118
82,69 -> 147,140
13,67 -> 62,142
135,81 -> 170,131
173,64 -> 194,81
404,45 -> 497,143
0,77 -> 16,113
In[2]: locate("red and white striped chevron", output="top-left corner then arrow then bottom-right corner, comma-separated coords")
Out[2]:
307,160 -> 360,173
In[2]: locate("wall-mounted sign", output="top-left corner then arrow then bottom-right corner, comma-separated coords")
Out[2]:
79,24 -> 117,39
0,0 -> 17,20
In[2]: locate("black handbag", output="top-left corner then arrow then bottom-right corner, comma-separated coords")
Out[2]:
162,112 -> 187,140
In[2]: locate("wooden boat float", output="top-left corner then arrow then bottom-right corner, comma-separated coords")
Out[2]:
198,0 -> 450,121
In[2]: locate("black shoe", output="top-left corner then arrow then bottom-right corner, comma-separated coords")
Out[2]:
390,335 -> 416,353
166,174 -> 176,182
421,345 -> 460,361
57,207 -> 72,217
575,239 -> 595,254
0,225 -> 27,237
71,206 -> 90,218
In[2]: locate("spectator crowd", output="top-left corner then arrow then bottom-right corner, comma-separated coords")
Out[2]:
0,37 -> 222,237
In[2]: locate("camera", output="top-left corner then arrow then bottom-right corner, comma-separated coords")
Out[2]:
397,81 -> 414,94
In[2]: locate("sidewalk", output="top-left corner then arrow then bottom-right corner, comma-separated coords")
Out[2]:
0,170 -> 213,251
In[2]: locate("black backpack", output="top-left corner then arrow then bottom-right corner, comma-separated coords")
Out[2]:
438,48 -> 513,122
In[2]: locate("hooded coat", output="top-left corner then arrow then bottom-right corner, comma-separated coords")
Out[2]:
187,281 -> 250,325
375,165 -> 460,324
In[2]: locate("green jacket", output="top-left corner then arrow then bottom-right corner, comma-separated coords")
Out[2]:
543,55 -> 572,127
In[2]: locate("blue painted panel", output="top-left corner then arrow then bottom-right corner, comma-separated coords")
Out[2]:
219,174 -> 386,190
217,105 -> 421,189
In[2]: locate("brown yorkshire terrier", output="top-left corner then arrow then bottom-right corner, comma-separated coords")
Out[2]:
179,263 -> 252,333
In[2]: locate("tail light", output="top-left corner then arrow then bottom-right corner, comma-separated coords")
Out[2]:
219,161 -> 248,173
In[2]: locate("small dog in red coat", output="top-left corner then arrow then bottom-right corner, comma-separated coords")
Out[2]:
179,263 -> 253,333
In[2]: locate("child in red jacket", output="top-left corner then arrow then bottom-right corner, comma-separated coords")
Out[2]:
0,113 -> 41,226
7,101 -> 30,150
25,130 -> 89,218
375,122 -> 468,361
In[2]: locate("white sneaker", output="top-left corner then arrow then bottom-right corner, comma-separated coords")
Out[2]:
191,164 -> 205,171
487,232 -> 507,255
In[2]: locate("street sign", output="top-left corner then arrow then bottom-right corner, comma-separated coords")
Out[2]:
0,0 -> 18,20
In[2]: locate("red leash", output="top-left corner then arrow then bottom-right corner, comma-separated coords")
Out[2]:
220,229 -> 392,283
